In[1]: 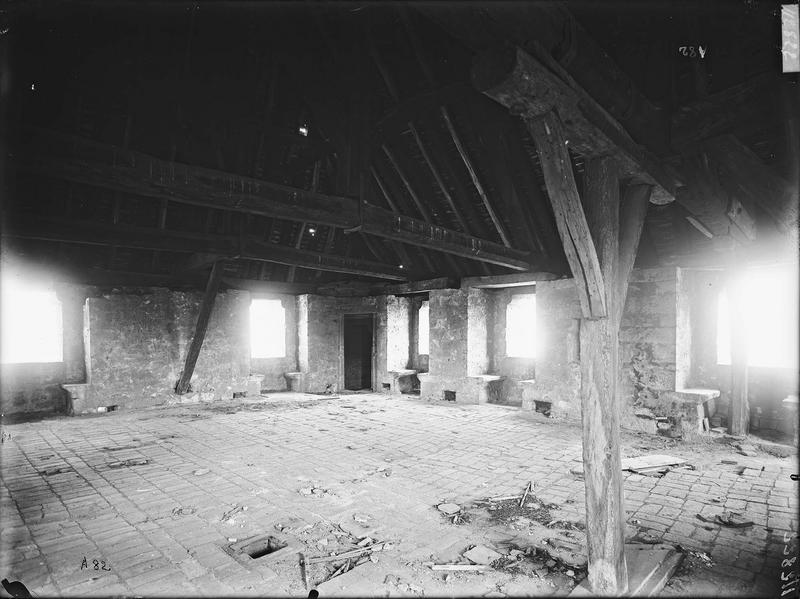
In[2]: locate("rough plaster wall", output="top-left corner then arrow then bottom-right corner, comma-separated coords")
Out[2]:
429,289 -> 468,378
490,288 -> 536,406
618,268 -> 678,429
420,288 -> 476,402
467,288 -> 490,376
534,279 -> 582,418
532,268 -> 679,423
386,296 -> 411,371
303,295 -> 387,393
85,289 -> 251,409
250,295 -> 299,391
0,284 -> 90,415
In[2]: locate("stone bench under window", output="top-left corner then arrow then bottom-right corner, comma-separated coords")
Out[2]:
468,375 -> 505,404
386,369 -> 418,394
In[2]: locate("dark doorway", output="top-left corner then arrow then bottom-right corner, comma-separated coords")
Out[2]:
343,314 -> 374,391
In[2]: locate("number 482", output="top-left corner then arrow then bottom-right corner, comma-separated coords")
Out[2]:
678,46 -> 707,58
80,557 -> 111,571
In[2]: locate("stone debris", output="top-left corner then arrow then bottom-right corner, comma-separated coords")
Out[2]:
734,442 -> 758,457
221,504 -> 246,522
463,545 -> 503,565
437,503 -> 461,515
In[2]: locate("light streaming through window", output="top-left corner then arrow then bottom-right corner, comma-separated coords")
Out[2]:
717,264 -> 799,368
418,300 -> 429,355
1,277 -> 63,364
506,294 -> 537,359
250,299 -> 286,359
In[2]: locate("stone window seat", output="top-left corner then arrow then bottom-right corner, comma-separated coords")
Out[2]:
387,369 -> 418,394
468,374 -> 505,404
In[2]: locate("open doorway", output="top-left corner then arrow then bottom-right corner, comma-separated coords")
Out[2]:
342,314 -> 374,391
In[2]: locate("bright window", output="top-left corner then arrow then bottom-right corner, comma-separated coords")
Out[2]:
418,300 -> 429,355
717,264 -> 799,368
506,293 -> 537,358
1,278 -> 63,364
250,299 -> 286,358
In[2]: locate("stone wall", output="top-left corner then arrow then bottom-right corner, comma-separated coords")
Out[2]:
0,284 -> 89,416
530,268 -> 681,423
84,288 -> 251,410
302,294 -> 387,393
618,268 -> 679,429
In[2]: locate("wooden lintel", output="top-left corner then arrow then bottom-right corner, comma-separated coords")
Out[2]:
472,45 -> 680,205
175,260 -> 224,395
462,271 -> 560,289
20,129 -> 530,270
527,111 -> 607,318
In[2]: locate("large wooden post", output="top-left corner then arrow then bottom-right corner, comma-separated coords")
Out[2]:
175,260 -> 224,395
473,44 -> 654,595
579,156 -> 627,595
527,112 -> 652,595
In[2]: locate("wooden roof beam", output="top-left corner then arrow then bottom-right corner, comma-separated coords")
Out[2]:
19,129 -> 533,271
6,218 -> 411,281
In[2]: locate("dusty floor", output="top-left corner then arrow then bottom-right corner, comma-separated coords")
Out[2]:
0,392 -> 797,597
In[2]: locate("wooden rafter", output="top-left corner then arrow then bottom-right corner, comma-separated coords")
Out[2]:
440,106 -> 512,247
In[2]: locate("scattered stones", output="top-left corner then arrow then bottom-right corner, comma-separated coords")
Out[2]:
437,503 -> 461,515
463,545 -> 503,565
299,487 -> 313,496
566,569 -> 575,577
171,506 -> 197,516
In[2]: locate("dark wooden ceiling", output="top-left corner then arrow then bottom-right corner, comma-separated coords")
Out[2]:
2,1 -> 796,292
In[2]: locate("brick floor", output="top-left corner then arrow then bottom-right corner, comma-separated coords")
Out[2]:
0,393 -> 797,597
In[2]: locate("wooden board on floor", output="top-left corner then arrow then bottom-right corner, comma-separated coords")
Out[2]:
621,455 -> 688,472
